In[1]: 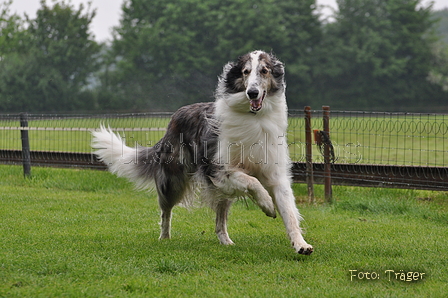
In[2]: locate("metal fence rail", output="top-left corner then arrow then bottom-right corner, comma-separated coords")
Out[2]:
292,163 -> 448,191
0,110 -> 447,190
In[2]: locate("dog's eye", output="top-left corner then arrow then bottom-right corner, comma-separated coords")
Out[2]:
261,68 -> 269,74
243,69 -> 250,75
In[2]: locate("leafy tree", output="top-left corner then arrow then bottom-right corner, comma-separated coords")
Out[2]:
28,0 -> 99,92
0,0 -> 100,112
2,0 -> 444,113
428,41 -> 448,92
0,0 -> 27,57
429,9 -> 448,92
432,8 -> 448,43
312,0 -> 447,111
103,0 -> 322,111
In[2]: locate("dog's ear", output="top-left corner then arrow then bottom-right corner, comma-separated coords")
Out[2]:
270,54 -> 285,79
224,59 -> 246,93
222,61 -> 235,75
225,61 -> 242,83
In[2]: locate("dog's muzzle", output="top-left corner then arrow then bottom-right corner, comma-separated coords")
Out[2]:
247,89 -> 266,112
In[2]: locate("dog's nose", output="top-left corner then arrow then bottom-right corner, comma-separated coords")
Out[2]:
247,89 -> 259,99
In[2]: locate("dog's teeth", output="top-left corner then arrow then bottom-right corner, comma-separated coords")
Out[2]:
250,99 -> 262,111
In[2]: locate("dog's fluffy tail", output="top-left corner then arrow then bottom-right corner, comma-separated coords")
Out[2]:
91,126 -> 153,189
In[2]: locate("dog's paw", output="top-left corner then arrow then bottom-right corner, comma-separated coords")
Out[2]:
159,233 -> 171,240
262,202 -> 276,218
217,233 -> 235,245
293,242 -> 314,255
257,189 -> 276,218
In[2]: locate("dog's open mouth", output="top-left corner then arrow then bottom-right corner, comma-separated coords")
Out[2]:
250,91 -> 266,112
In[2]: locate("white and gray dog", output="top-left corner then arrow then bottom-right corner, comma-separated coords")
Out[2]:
92,50 -> 313,255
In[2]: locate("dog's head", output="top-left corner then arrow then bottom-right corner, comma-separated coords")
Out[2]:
222,51 -> 285,113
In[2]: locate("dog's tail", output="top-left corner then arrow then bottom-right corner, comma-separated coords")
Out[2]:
91,126 -> 154,189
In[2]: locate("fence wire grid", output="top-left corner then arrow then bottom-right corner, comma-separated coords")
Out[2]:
288,110 -> 448,167
0,113 -> 171,153
0,110 -> 447,190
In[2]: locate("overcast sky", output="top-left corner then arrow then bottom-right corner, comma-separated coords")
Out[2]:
6,0 -> 448,43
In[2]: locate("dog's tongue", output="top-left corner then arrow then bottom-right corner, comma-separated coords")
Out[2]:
250,98 -> 263,111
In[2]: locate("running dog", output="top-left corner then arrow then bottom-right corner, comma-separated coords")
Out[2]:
92,50 -> 313,254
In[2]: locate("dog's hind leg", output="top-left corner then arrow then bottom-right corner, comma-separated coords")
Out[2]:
155,173 -> 189,240
215,199 -> 234,245
159,204 -> 172,240
157,189 -> 175,240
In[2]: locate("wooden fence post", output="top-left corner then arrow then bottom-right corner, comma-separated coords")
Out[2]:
322,106 -> 332,203
304,106 -> 314,203
20,113 -> 32,178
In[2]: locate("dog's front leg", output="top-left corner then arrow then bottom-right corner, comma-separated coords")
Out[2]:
271,184 -> 313,255
210,171 -> 276,218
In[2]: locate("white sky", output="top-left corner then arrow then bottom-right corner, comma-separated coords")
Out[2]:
6,0 -> 448,43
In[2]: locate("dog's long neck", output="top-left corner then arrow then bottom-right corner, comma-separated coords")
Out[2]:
215,91 -> 288,131
214,92 -> 289,173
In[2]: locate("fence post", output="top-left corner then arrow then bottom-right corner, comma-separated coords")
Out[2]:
20,113 -> 32,178
304,106 -> 314,203
322,106 -> 332,203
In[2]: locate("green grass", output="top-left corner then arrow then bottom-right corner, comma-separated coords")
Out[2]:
0,165 -> 447,297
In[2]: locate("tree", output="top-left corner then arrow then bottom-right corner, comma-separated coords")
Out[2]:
102,0 -> 322,111
0,0 -> 27,57
0,0 -> 100,112
432,8 -> 448,43
428,41 -> 448,92
428,9 -> 448,92
312,0 -> 447,111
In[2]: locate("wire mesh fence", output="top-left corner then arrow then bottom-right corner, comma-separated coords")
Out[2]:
0,110 -> 447,190
0,113 -> 170,153
290,110 -> 448,167
290,109 -> 448,191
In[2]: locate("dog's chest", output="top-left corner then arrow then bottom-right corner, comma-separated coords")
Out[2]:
218,117 -> 287,172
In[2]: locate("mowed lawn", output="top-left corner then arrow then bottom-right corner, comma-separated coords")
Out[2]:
0,165 -> 447,297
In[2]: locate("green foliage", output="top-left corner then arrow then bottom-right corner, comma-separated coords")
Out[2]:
428,41 -> 448,92
0,0 -> 27,57
101,0 -> 448,112
429,9 -> 448,92
103,0 -> 321,110
27,0 -> 99,90
312,0 -> 447,111
0,165 -> 447,296
1,0 -> 448,112
433,8 -> 448,43
0,0 -> 100,112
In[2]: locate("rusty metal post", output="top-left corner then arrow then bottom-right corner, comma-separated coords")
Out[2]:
20,113 -> 32,178
322,106 -> 332,203
304,106 -> 314,203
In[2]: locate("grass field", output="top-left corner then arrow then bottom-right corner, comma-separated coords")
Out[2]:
0,165 -> 447,297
